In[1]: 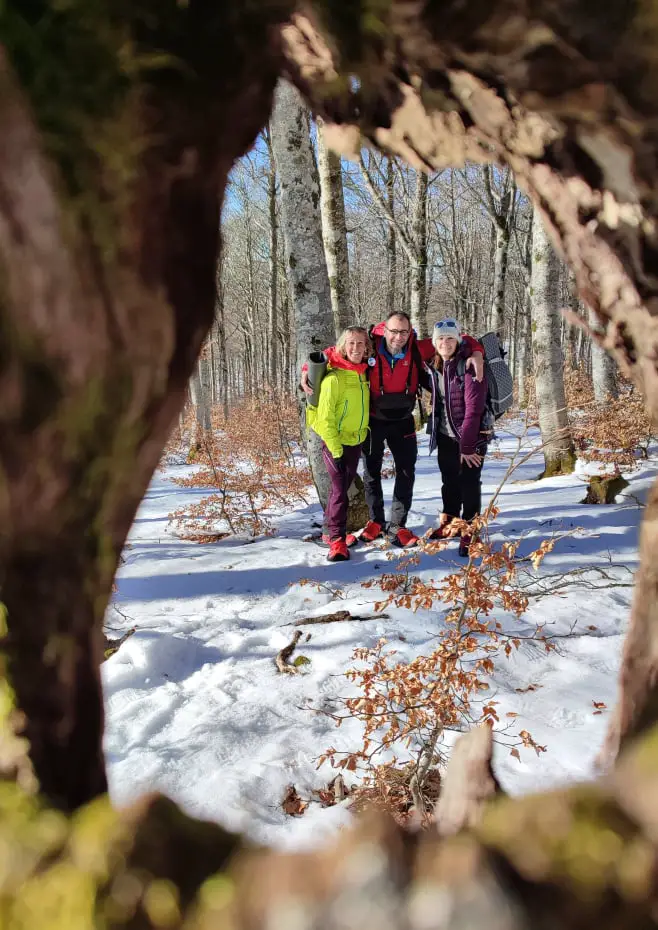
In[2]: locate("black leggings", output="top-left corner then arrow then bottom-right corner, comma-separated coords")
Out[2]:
436,433 -> 484,521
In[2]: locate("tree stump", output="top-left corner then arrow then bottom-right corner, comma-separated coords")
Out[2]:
346,475 -> 369,533
582,474 -> 630,504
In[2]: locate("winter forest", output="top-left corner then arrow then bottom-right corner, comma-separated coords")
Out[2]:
6,2 -> 658,928
154,75 -> 648,827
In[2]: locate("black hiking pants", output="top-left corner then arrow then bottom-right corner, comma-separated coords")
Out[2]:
362,415 -> 417,529
436,432 -> 484,522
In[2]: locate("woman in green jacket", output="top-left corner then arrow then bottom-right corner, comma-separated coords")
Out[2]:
308,327 -> 371,562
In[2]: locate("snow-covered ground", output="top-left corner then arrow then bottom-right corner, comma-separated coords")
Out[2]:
103,422 -> 650,850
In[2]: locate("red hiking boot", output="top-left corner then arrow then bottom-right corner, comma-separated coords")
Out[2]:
458,534 -> 472,558
361,520 -> 384,542
327,538 -> 350,562
323,533 -> 358,548
391,527 -> 419,548
428,514 -> 456,540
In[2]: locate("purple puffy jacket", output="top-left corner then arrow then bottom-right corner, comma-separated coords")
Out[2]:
426,346 -> 489,455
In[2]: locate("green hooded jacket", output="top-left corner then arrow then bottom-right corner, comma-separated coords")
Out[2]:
307,347 -> 370,458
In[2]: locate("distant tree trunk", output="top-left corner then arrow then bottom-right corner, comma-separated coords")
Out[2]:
316,117 -> 350,337
517,228 -> 532,409
566,270 -> 582,369
386,158 -> 397,317
188,354 -> 212,458
517,301 -> 531,409
589,308 -> 618,401
409,170 -> 429,337
264,128 -> 279,390
482,166 -> 514,337
270,80 -> 366,528
530,206 -> 575,476
214,267 -> 230,420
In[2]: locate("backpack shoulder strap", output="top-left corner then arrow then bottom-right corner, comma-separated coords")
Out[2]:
409,339 -> 428,394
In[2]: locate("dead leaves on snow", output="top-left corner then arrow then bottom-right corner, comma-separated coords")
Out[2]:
281,777 -> 354,817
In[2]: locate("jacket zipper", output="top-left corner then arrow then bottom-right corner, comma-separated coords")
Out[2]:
359,375 -> 365,432
338,398 -> 349,433
445,361 -> 461,439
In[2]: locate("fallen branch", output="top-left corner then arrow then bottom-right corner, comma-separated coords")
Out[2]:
275,630 -> 303,674
287,610 -> 390,626
103,627 -> 136,661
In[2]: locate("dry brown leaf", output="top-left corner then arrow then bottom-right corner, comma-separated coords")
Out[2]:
281,785 -> 308,817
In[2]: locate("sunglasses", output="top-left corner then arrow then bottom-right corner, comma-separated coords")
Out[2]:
434,319 -> 458,330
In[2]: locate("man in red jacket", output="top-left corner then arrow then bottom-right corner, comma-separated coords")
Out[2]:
303,311 -> 483,547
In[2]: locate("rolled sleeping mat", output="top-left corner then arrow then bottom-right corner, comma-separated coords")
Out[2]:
306,351 -> 328,407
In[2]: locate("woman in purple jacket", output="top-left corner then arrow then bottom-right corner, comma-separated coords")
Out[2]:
426,319 -> 491,556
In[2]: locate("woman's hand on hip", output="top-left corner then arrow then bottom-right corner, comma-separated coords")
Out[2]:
461,452 -> 483,468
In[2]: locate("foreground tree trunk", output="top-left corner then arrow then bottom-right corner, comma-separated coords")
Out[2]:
0,6 -> 280,809
529,206 -> 575,477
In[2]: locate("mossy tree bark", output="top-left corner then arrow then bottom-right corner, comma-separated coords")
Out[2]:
0,3 -> 285,809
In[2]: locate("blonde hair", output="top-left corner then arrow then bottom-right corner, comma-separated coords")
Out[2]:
336,326 -> 371,361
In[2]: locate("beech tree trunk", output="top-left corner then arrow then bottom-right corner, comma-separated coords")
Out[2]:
188,356 -> 212,455
269,80 -> 336,508
270,80 -> 367,526
529,206 -> 575,477
269,81 -> 334,375
409,170 -> 429,337
316,117 -> 350,336
265,128 -> 279,390
589,309 -> 619,401
386,158 -> 397,317
482,166 -> 515,337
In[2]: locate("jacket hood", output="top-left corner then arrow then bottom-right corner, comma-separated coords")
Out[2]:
326,345 -> 369,374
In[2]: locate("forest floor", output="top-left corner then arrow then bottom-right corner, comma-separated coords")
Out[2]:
103,420 -> 651,850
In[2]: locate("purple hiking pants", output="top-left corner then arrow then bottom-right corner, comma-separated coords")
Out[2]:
322,442 -> 363,540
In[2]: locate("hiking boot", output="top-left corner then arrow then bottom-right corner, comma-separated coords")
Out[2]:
323,533 -> 357,548
391,526 -> 419,548
428,515 -> 456,540
327,538 -> 350,562
361,520 -> 384,542
458,534 -> 472,558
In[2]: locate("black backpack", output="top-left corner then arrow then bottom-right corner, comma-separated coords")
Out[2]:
457,331 -> 514,420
